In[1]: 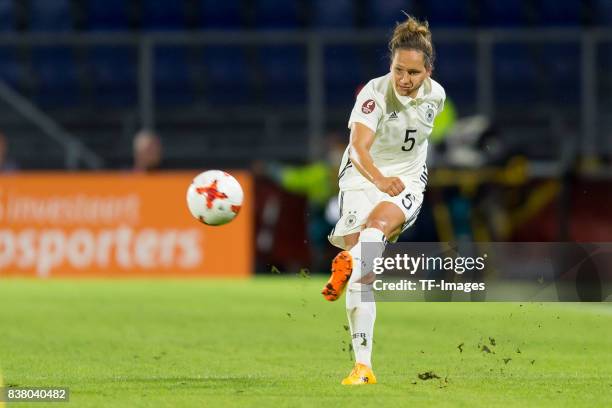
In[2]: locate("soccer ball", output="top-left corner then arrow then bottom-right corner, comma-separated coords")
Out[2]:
186,170 -> 244,226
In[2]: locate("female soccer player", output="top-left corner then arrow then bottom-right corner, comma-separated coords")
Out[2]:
322,15 -> 446,385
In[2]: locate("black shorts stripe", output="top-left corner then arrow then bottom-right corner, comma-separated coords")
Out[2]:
402,201 -> 423,232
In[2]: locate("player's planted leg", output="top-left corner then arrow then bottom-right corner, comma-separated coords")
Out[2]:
341,227 -> 385,385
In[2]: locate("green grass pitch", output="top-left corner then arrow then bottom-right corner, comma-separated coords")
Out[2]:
0,277 -> 611,407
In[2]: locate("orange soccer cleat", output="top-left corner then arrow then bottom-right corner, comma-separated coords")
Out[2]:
321,251 -> 353,301
341,363 -> 377,385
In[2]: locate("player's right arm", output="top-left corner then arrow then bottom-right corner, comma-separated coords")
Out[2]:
349,122 -> 405,196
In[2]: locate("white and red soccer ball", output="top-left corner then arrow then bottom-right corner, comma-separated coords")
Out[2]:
186,170 -> 244,226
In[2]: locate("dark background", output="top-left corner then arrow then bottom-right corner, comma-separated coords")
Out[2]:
0,0 -> 610,272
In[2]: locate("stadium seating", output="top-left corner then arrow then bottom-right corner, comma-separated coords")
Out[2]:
200,46 -> 251,105
478,0 -> 526,27
598,40 -> 612,150
434,43 -> 477,108
0,0 -> 15,32
253,0 -> 301,29
311,0 -> 354,28
29,0 -> 73,32
87,46 -> 138,107
141,1 -> 186,30
364,0 -> 417,28
538,44 -> 581,104
0,47 -> 22,89
199,0 -> 243,29
31,47 -> 79,107
599,43 -> 612,105
367,44 -> 392,76
421,0 -> 472,27
0,0 -> 612,159
493,44 -> 539,106
534,0 -> 582,26
85,0 -> 129,31
593,0 -> 612,26
324,45 -> 366,106
154,46 -> 194,106
259,46 -> 306,105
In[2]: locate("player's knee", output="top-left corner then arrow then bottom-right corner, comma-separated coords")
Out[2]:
364,219 -> 387,234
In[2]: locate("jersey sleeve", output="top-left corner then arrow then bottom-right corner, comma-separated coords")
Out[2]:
347,81 -> 382,132
436,86 -> 446,116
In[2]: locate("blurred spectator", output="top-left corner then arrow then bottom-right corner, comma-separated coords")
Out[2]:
133,129 -> 162,172
255,133 -> 345,207
0,133 -> 18,172
428,96 -> 507,169
254,132 -> 346,271
431,96 -> 457,145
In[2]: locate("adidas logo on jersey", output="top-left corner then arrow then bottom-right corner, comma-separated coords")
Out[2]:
389,111 -> 398,120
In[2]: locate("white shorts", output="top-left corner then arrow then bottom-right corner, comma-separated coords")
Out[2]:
328,184 -> 425,250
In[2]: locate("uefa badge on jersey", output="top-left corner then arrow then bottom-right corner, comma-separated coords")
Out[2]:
362,99 -> 376,114
426,107 -> 435,123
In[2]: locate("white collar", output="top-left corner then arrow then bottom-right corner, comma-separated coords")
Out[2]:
392,77 -> 430,106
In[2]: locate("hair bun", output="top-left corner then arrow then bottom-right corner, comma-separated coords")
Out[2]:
388,15 -> 435,69
404,16 -> 430,39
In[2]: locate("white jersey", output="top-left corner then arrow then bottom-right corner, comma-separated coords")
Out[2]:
338,73 -> 446,192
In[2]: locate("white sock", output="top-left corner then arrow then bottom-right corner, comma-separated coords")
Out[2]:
347,298 -> 376,367
346,228 -> 385,368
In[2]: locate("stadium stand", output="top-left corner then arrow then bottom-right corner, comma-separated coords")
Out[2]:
597,42 -> 612,109
31,46 -> 80,107
0,0 -> 15,32
493,44 -> 539,106
433,43 -> 477,110
539,43 -> 581,104
364,0 -> 418,28
593,0 -> 612,26
324,45 -> 365,106
141,1 -> 186,31
29,0 -> 74,32
201,46 -> 251,105
0,0 -> 607,169
86,46 -> 138,108
534,0 -> 583,26
311,0 -> 355,29
0,47 -> 22,89
478,0 -> 526,27
84,0 -> 129,31
258,46 -> 307,106
252,0 -> 302,29
421,0 -> 473,27
154,46 -> 195,106
199,0 -> 243,29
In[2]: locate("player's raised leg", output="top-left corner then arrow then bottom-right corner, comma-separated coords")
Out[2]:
322,233 -> 359,301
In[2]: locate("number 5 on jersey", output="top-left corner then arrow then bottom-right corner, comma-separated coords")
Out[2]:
402,129 -> 416,152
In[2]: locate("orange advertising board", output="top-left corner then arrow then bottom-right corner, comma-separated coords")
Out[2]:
0,172 -> 253,278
